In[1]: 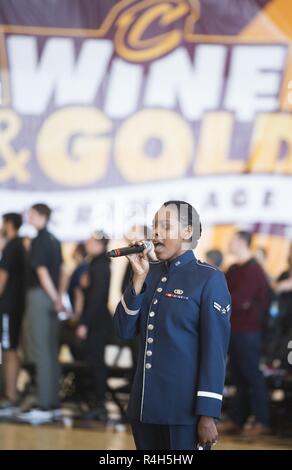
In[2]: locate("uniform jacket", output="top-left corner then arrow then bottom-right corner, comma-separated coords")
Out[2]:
114,250 -> 231,425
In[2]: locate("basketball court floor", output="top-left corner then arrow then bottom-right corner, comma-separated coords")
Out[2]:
0,423 -> 291,450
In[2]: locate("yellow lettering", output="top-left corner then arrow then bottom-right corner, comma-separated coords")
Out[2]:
249,113 -> 292,173
37,107 -> 112,186
115,109 -> 193,182
195,112 -> 245,175
0,109 -> 30,183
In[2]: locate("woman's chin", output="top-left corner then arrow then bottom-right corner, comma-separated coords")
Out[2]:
154,246 -> 169,260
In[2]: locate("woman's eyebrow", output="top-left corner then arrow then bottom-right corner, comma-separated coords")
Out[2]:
153,218 -> 173,227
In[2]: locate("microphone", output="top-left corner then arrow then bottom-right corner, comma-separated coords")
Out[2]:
107,240 -> 153,258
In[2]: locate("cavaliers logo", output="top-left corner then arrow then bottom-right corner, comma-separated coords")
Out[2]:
97,0 -> 275,62
103,0 -> 201,62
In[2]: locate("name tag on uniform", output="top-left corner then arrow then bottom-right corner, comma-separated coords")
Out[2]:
164,293 -> 189,300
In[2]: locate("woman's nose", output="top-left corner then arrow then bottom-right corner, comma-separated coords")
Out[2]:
153,230 -> 160,239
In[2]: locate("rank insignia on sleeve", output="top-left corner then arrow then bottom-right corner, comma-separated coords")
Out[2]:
214,302 -> 230,314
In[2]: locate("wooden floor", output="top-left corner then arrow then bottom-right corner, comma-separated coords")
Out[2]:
0,423 -> 291,450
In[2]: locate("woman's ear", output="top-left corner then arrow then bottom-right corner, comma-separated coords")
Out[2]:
183,225 -> 193,242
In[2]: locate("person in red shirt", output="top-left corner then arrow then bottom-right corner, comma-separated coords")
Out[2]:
224,231 -> 270,436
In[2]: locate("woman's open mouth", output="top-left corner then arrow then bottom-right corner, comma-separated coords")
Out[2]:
153,240 -> 165,253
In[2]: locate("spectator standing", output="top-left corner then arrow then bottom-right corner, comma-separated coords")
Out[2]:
22,204 -> 64,420
224,231 -> 270,436
76,231 -> 112,421
0,213 -> 26,413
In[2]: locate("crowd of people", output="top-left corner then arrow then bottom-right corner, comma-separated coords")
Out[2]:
0,203 -> 292,433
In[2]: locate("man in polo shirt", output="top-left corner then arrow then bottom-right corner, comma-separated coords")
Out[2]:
22,203 -> 63,420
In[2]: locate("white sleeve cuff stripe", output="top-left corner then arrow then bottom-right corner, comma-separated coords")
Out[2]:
121,295 -> 140,316
197,391 -> 222,401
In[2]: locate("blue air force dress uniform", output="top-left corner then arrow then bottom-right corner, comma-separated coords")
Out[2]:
114,250 -> 231,449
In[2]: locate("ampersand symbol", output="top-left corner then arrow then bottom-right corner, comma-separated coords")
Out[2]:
0,109 -> 31,183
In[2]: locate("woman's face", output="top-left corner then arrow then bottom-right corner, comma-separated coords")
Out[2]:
151,205 -> 192,261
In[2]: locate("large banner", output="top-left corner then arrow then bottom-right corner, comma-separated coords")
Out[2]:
0,0 -> 291,240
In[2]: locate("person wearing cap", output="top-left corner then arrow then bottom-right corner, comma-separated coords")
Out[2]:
76,231 -> 112,421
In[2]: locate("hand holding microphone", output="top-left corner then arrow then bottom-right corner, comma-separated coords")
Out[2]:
108,240 -> 153,294
107,240 -> 153,258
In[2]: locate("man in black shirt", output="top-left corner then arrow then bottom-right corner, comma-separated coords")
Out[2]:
23,203 -> 63,417
0,213 -> 26,410
76,231 -> 112,421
